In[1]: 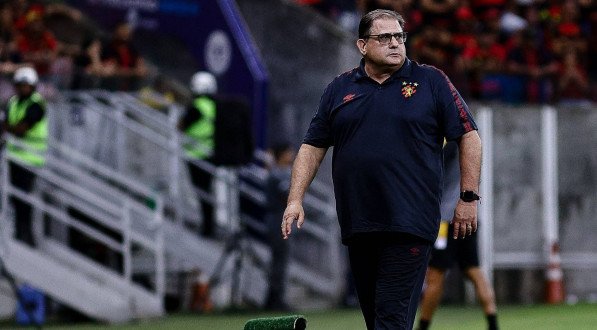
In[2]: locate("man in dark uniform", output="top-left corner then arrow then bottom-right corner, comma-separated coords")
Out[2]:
2,66 -> 47,247
282,9 -> 482,330
417,141 -> 499,330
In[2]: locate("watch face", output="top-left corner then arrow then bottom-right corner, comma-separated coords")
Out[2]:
460,191 -> 479,202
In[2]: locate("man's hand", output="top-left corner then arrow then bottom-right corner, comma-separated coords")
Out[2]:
452,200 -> 478,239
281,202 -> 304,239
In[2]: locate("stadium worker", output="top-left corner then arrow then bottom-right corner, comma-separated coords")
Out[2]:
178,71 -> 254,237
417,140 -> 498,330
1,66 -> 48,247
281,9 -> 482,330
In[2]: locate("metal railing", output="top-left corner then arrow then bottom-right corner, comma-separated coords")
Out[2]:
49,91 -> 345,304
0,136 -> 166,313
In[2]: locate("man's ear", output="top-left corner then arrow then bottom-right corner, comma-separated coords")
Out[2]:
356,39 -> 367,56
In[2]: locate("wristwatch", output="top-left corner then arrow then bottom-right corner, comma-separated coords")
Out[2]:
460,190 -> 481,202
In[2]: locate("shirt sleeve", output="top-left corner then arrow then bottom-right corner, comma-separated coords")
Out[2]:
21,103 -> 45,127
433,69 -> 477,141
302,82 -> 334,148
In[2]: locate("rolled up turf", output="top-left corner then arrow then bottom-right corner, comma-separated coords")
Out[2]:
244,315 -> 307,330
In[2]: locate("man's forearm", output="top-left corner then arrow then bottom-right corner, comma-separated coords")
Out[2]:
287,144 -> 327,205
459,130 -> 482,192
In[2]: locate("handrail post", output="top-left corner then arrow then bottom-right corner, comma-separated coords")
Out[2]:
168,104 -> 183,225
153,195 -> 166,300
123,199 -> 132,283
0,149 -> 10,255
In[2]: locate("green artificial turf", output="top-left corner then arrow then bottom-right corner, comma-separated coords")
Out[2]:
4,303 -> 597,330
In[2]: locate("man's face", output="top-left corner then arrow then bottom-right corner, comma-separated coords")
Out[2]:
358,18 -> 406,70
15,83 -> 34,97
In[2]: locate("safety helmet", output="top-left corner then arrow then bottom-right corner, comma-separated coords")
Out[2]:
190,71 -> 217,95
13,67 -> 39,86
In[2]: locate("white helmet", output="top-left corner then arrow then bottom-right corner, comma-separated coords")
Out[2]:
190,71 -> 217,95
13,67 -> 39,86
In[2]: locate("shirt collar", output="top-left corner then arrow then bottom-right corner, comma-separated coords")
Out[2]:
353,57 -> 412,82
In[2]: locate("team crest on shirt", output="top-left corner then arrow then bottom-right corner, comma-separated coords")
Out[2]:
401,81 -> 418,98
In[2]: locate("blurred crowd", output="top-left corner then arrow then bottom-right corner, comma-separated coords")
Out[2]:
0,0 -> 150,103
2,0 -> 595,106
296,0 -> 597,105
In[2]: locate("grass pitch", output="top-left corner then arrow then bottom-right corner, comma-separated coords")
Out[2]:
6,303 -> 597,329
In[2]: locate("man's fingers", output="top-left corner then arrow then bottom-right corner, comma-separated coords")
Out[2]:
283,218 -> 293,239
282,213 -> 303,239
281,215 -> 292,239
297,216 -> 304,229
453,222 -> 460,239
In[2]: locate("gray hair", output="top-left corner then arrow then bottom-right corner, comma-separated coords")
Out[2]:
358,9 -> 405,38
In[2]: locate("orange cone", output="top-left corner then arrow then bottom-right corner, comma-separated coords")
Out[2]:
189,270 -> 213,313
545,243 -> 565,304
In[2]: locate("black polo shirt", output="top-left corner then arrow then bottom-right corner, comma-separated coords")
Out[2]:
303,58 -> 477,243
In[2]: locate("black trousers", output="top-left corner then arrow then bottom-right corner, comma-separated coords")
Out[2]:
347,232 -> 431,330
9,162 -> 37,247
187,162 -> 214,237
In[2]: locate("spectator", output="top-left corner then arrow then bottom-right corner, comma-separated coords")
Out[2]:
0,4 -> 15,46
13,9 -> 57,78
70,35 -> 110,90
411,25 -> 455,72
499,1 -> 527,35
264,142 -> 295,311
1,66 -> 47,248
451,5 -> 478,54
461,26 -> 507,100
420,0 -> 459,28
12,0 -> 82,32
521,4 -> 547,50
101,22 -> 148,91
505,28 -> 558,103
0,28 -> 24,76
555,49 -> 590,104
550,3 -> 587,61
470,0 -> 506,16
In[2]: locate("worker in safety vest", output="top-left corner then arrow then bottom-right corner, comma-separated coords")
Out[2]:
178,71 -> 254,238
1,66 -> 48,247
178,71 -> 218,237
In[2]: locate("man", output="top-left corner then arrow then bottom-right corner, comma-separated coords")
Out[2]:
178,71 -> 253,237
417,141 -> 498,330
281,9 -> 482,330
2,66 -> 47,247
101,22 -> 148,91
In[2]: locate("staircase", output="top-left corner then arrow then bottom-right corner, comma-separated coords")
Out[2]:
0,140 -> 165,323
0,91 -> 344,324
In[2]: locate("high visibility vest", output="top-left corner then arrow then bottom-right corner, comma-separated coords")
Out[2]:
7,92 -> 48,167
184,96 -> 215,160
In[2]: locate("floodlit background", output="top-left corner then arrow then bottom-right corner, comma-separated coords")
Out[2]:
0,0 -> 596,328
